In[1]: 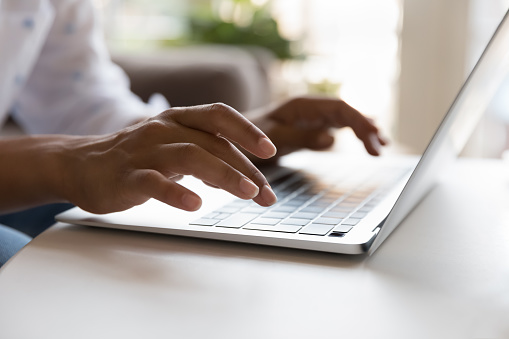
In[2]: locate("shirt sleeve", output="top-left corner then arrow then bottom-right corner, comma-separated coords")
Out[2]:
12,0 -> 167,135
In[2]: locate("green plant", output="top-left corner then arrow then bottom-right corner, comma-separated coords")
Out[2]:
167,0 -> 298,60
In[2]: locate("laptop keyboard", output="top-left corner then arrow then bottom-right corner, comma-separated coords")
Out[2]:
190,166 -> 409,237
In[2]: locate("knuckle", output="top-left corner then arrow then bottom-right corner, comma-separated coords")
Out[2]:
219,167 -> 237,186
179,142 -> 200,158
176,143 -> 203,169
139,119 -> 167,136
212,136 -> 235,155
208,102 -> 236,120
210,102 -> 231,112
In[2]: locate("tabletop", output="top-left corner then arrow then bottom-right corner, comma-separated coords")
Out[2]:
1,158 -> 509,339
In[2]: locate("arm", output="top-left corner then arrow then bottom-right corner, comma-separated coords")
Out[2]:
12,0 -> 160,136
0,135 -> 71,213
0,104 -> 277,214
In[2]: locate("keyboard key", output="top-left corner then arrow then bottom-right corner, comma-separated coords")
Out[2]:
314,217 -> 342,225
189,218 -> 220,226
331,206 -> 355,213
281,218 -> 310,226
300,224 -> 334,236
251,217 -> 282,225
263,212 -> 291,219
242,206 -> 268,213
322,212 -> 348,219
272,206 -> 297,213
216,213 -> 258,228
292,212 -> 319,220
282,200 -> 304,207
216,206 -> 242,213
269,171 -> 297,187
343,197 -> 363,204
227,200 -> 252,207
349,192 -> 370,198
342,218 -> 361,226
215,213 -> 232,220
283,180 -> 307,192
332,225 -> 353,233
203,212 -> 219,219
244,224 -> 302,233
294,194 -> 315,201
271,224 -> 303,233
300,206 -> 324,213
291,196 -> 310,202
325,191 -> 347,199
351,212 -> 367,219
363,202 -> 378,209
316,198 -> 336,204
337,202 -> 358,208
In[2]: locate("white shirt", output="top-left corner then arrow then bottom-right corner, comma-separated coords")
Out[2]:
0,0 -> 165,135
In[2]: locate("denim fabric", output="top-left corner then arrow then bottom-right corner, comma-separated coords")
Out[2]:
0,224 -> 31,268
0,203 -> 73,267
0,203 -> 74,237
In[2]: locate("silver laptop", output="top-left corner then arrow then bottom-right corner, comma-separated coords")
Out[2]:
57,10 -> 509,255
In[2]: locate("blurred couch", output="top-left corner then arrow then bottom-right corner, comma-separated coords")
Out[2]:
1,45 -> 274,136
113,45 -> 274,112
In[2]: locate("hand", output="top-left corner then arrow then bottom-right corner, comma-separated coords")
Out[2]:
57,103 -> 278,214
244,96 -> 387,161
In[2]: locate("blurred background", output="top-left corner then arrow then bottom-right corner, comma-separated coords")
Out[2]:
94,0 -> 509,158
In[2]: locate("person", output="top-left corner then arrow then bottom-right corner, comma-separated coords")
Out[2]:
0,0 -> 386,267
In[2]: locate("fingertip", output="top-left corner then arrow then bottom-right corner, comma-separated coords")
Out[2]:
239,177 -> 260,199
367,133 -> 382,156
251,184 -> 277,207
378,134 -> 389,146
261,184 -> 277,206
182,193 -> 202,211
258,137 -> 277,158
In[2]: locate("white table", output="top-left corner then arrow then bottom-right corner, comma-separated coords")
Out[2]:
1,159 -> 509,339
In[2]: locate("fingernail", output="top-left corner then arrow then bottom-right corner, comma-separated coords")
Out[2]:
182,194 -> 202,210
259,137 -> 277,157
261,184 -> 277,206
239,177 -> 259,199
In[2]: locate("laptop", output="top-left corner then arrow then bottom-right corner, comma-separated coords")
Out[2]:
57,10 -> 509,255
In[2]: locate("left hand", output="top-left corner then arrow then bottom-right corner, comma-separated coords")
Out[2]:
244,96 -> 387,162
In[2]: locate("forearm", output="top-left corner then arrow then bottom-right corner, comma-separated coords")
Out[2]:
0,135 -> 77,213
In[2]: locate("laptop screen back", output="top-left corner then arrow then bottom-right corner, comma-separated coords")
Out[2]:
369,10 -> 509,254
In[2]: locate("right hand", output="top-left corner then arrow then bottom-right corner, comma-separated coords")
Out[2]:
57,103 -> 278,214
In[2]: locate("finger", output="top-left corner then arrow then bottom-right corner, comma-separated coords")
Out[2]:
327,101 -> 386,155
126,169 -> 202,211
167,127 -> 277,206
303,99 -> 384,155
162,143 -> 276,206
168,103 -> 277,159
272,98 -> 387,155
365,133 -> 383,156
378,134 -> 389,146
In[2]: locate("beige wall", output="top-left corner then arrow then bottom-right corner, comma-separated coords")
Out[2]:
395,0 -> 470,154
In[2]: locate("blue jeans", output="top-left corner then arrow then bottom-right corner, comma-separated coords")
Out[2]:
0,224 -> 31,268
0,203 -> 74,268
